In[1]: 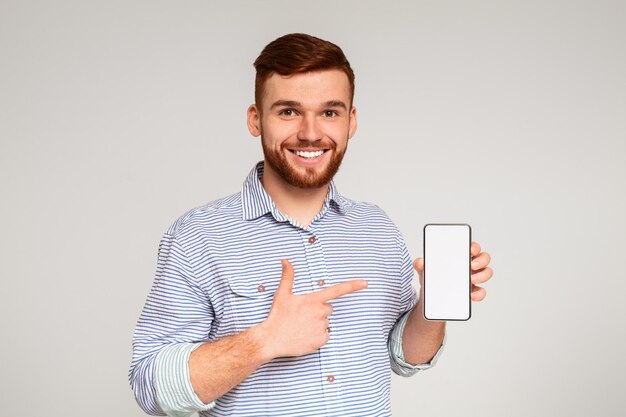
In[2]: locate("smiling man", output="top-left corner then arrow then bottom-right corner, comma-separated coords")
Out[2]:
130,33 -> 492,417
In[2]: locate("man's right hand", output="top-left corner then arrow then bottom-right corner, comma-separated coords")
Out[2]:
258,259 -> 368,360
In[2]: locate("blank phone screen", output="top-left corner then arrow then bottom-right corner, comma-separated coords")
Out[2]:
423,223 -> 471,321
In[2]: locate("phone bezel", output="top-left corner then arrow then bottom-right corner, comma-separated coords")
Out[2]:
422,223 -> 472,321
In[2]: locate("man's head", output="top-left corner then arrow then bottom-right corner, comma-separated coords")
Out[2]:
248,33 -> 357,189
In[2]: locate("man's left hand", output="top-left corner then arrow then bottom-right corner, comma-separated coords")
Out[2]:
413,241 -> 493,302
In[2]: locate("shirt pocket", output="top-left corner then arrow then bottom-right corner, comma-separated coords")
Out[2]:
226,274 -> 278,333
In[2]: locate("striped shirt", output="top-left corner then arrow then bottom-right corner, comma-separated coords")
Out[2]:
129,161 -> 446,417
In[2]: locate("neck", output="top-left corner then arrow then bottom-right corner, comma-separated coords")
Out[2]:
261,161 -> 329,228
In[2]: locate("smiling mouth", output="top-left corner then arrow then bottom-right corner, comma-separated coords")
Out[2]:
288,149 -> 329,159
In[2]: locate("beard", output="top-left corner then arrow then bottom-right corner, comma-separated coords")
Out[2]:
261,138 -> 347,189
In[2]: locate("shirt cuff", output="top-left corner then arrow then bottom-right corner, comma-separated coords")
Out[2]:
155,342 -> 216,417
388,309 -> 447,377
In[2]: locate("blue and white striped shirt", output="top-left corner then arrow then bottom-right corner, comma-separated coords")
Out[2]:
130,161 -> 446,417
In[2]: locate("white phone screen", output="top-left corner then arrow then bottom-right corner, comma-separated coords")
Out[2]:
423,223 -> 472,321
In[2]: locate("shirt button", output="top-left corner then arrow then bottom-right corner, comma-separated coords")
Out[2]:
317,279 -> 325,286
308,236 -> 316,244
327,375 -> 335,383
257,284 -> 265,293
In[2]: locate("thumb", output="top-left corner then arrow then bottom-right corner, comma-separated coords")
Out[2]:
413,257 -> 424,287
276,258 -> 295,296
412,257 -> 424,272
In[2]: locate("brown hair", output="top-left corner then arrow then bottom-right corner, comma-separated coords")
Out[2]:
253,33 -> 355,108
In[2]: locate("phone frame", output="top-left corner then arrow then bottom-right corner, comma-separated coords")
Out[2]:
423,223 -> 472,321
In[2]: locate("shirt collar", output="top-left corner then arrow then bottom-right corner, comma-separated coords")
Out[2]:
241,161 -> 348,221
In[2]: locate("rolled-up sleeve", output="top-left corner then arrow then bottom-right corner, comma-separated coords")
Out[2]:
129,233 -> 216,415
155,343 -> 215,416
388,309 -> 447,376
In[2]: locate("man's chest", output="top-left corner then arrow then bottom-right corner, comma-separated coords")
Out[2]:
187,221 -> 405,339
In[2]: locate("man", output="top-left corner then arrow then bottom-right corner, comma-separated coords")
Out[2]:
130,33 -> 493,417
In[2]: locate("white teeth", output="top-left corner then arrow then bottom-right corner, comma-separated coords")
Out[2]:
294,150 -> 324,158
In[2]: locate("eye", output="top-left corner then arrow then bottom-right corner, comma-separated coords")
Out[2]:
323,110 -> 338,117
279,109 -> 298,117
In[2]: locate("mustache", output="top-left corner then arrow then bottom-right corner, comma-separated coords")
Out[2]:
281,141 -> 336,150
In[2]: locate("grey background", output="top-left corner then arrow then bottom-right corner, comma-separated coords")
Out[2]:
1,0 -> 624,416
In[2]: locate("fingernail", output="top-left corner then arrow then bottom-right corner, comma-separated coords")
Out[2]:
361,280 -> 368,289
471,260 -> 480,268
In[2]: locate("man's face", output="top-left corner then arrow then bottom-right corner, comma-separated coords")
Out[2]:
247,69 -> 357,189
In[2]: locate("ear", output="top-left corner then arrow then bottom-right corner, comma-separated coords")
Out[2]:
247,104 -> 262,137
348,105 -> 357,140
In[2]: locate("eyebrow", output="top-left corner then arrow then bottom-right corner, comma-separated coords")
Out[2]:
269,100 -> 348,110
270,100 -> 301,110
324,100 -> 347,110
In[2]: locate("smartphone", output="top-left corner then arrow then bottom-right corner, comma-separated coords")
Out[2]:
423,223 -> 472,321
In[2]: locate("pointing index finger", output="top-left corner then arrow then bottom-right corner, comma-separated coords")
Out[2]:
311,279 -> 368,303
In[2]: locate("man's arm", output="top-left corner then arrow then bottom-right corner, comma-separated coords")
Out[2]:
187,259 -> 367,404
187,324 -> 269,404
401,242 -> 492,365
129,233 -> 216,416
401,299 -> 446,365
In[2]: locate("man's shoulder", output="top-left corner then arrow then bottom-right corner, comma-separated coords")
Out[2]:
338,193 -> 388,215
164,191 -> 242,237
337,195 -> 399,229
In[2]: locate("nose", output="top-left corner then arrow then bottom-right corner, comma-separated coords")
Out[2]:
297,113 -> 322,142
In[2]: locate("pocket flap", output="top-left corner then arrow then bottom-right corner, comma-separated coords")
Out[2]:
227,275 -> 278,298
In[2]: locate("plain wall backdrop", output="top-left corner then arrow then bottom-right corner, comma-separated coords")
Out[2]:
1,0 -> 625,416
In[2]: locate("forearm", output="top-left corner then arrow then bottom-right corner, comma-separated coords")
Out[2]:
402,299 -> 446,365
189,323 -> 272,404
